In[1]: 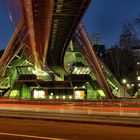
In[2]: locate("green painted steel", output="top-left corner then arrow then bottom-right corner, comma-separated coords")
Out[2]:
21,84 -> 31,99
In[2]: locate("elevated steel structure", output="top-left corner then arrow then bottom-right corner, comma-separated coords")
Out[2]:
0,0 -> 128,99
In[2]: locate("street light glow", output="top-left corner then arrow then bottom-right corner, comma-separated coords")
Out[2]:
49,96 -> 53,99
56,96 -> 59,99
122,79 -> 127,84
131,84 -> 134,87
127,83 -> 130,88
62,96 -> 66,99
69,96 -> 72,99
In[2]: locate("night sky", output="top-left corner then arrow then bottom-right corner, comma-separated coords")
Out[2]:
0,0 -> 140,49
0,0 -> 13,49
83,0 -> 140,47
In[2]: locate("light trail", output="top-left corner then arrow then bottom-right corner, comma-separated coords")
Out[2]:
0,103 -> 140,112
0,132 -> 65,140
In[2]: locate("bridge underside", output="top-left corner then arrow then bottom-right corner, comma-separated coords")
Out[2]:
0,39 -> 127,99
20,0 -> 91,70
0,0 -> 129,99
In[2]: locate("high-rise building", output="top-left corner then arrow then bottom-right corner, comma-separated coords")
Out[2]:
91,34 -> 101,45
90,34 -> 105,60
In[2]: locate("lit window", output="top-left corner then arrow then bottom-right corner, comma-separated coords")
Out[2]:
74,91 -> 86,99
33,89 -> 45,99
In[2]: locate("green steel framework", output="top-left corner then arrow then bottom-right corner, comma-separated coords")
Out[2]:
0,0 -> 130,99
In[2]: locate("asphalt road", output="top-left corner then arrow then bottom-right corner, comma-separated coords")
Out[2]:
0,118 -> 140,140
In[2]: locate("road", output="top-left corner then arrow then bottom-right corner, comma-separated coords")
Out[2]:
0,118 -> 140,140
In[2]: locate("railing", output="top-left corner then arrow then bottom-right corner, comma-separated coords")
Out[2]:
0,98 -> 140,108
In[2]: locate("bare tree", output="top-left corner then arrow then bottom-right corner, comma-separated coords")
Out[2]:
122,15 -> 140,46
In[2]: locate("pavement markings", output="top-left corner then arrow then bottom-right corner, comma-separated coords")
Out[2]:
0,132 -> 66,140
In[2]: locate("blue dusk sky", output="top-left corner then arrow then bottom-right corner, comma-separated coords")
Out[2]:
83,0 -> 140,47
0,0 -> 13,49
0,0 -> 140,49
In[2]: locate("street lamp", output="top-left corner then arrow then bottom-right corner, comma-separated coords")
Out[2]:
131,84 -> 134,87
137,76 -> 140,81
126,83 -> 130,88
122,79 -> 127,84
122,79 -> 127,98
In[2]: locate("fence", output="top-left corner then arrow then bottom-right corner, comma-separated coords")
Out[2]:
0,98 -> 140,108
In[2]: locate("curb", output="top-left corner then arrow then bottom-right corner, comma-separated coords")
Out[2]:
0,112 -> 140,128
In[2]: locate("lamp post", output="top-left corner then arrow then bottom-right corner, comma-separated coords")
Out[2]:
122,79 -> 127,98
